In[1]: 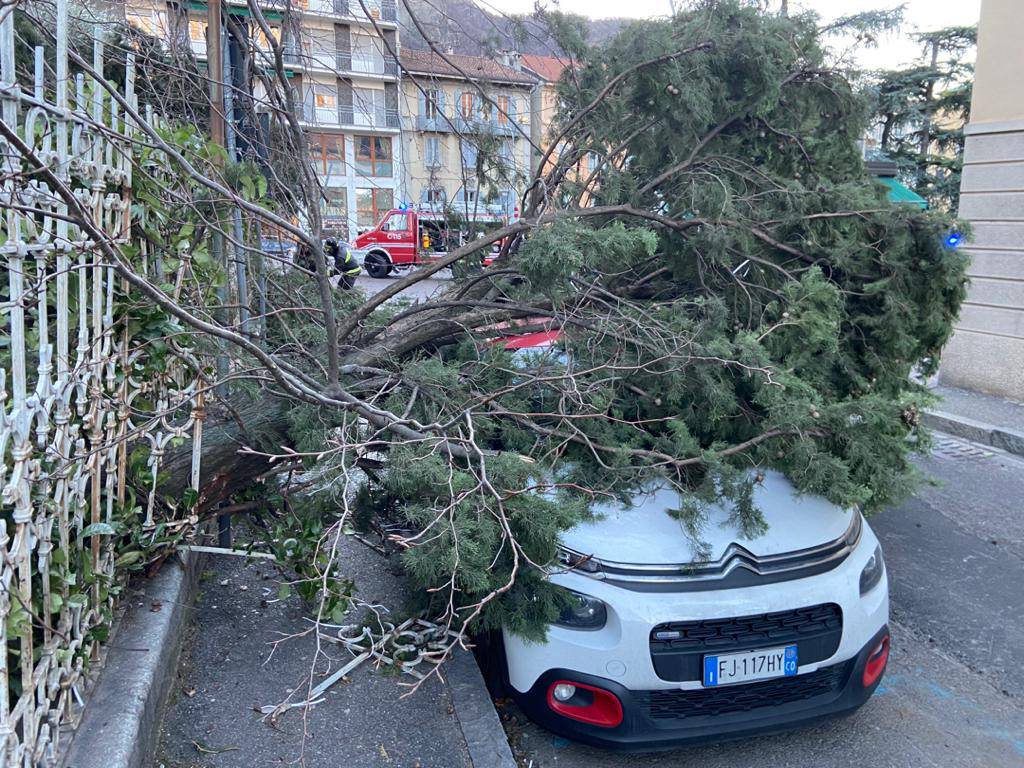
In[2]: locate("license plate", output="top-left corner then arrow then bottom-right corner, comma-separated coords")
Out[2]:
703,645 -> 798,687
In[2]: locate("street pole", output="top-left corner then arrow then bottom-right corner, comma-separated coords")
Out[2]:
222,25 -> 251,338
207,0 -> 224,147
207,0 -> 229,397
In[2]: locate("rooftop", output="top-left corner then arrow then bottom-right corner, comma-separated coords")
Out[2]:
399,49 -> 536,86
520,53 -> 573,83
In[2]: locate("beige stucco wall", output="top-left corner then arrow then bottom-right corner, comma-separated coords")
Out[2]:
968,0 -> 1024,125
939,0 -> 1024,399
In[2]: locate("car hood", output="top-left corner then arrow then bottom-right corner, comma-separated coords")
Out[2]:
560,470 -> 855,566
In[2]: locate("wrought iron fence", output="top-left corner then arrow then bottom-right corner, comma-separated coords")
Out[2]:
0,2 -> 204,764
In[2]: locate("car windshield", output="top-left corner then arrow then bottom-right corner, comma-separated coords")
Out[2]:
509,344 -> 569,369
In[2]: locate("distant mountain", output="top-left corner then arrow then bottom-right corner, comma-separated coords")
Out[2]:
400,0 -> 627,57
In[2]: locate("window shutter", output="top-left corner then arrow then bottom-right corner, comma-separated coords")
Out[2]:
384,82 -> 398,127
383,29 -> 398,75
337,78 -> 353,124
335,24 -> 351,71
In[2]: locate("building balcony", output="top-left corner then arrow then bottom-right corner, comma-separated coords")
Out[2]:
416,114 -> 451,131
301,104 -> 400,130
186,0 -> 396,23
415,115 -> 520,136
302,0 -> 398,25
283,48 -> 398,78
340,51 -> 399,77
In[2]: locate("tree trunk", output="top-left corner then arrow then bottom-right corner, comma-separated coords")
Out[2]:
159,394 -> 291,512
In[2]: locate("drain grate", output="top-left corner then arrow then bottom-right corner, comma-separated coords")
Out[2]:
932,437 -> 995,461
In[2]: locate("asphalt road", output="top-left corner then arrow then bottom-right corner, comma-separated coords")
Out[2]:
502,436 -> 1024,768
356,269 -> 452,303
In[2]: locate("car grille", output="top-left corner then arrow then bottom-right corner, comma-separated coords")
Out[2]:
649,603 -> 843,682
557,514 -> 861,592
639,661 -> 851,721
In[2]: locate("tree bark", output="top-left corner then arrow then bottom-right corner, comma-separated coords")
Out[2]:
159,394 -> 291,512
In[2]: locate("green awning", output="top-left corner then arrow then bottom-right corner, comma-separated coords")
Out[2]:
187,2 -> 283,20
879,177 -> 927,209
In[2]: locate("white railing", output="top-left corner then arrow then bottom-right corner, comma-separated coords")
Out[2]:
351,51 -> 386,75
307,45 -> 336,71
305,0 -> 393,21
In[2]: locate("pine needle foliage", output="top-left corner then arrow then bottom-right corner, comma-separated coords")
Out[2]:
284,1 -> 967,639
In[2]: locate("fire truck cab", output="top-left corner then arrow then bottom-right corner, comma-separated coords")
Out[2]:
352,204 -> 515,278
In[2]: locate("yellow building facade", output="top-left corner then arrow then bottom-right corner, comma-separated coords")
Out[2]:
399,50 -> 535,216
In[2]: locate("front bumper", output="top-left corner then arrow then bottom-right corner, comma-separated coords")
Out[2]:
504,519 -> 888,694
510,625 -> 889,751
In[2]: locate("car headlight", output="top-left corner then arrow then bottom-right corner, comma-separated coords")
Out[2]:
859,545 -> 885,595
553,587 -> 607,630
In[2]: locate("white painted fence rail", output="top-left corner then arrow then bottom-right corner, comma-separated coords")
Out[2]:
0,2 -> 205,764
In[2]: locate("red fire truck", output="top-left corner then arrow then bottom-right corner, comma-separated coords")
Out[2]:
352,204 -> 516,278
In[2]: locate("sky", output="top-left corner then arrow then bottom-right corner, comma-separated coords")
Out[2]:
484,0 -> 982,69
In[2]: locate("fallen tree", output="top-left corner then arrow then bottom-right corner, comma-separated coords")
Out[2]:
11,0 -> 967,655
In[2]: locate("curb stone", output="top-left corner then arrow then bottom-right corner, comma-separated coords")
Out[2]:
448,649 -> 518,768
61,551 -> 202,768
924,410 -> 1024,457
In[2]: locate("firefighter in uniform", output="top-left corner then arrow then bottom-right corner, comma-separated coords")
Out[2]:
325,237 -> 360,290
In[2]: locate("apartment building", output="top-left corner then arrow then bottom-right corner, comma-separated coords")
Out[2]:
519,53 -> 599,206
398,49 -> 535,215
125,0 -> 401,239
520,54 -> 568,177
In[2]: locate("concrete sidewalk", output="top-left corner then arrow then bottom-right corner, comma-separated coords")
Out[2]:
926,383 -> 1024,456
152,534 -> 485,768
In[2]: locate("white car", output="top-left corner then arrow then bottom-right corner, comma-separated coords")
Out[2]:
496,471 -> 890,750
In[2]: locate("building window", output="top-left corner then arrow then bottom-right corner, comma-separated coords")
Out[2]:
355,135 -> 392,176
127,13 -> 152,35
423,187 -> 446,205
425,136 -> 442,167
188,19 -> 206,42
356,188 -> 393,229
496,140 -> 513,169
307,133 -> 345,176
587,152 -> 599,173
315,89 -> 336,108
496,94 -> 509,125
353,87 -> 385,126
322,189 -> 348,239
253,25 -> 280,51
352,34 -> 383,74
459,91 -> 475,119
460,140 -> 478,169
424,89 -> 442,119
307,27 -> 335,68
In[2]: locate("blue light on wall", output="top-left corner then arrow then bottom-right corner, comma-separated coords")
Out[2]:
944,232 -> 963,248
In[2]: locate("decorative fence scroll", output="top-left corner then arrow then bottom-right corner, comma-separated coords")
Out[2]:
0,2 -> 205,764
